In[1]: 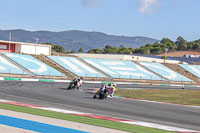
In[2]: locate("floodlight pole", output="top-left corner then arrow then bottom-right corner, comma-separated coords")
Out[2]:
9,32 -> 11,52
34,37 -> 39,55
164,48 -> 168,63
34,37 -> 39,44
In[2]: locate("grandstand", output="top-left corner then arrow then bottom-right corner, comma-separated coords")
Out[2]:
2,53 -> 62,76
0,37 -> 198,85
0,55 -> 27,75
47,56 -> 106,78
139,62 -> 191,81
0,50 -> 199,84
82,58 -> 161,80
179,64 -> 200,79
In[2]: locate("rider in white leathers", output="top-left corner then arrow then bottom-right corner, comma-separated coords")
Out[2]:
69,77 -> 83,90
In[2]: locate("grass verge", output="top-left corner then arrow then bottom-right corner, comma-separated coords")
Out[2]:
116,89 -> 200,106
0,103 -> 173,133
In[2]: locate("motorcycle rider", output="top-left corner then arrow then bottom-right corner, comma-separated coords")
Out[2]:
93,83 -> 117,99
107,83 -> 117,98
93,84 -> 107,98
69,77 -> 83,90
77,77 -> 83,89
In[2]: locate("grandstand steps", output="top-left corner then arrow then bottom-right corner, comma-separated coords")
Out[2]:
75,57 -> 113,79
0,53 -> 35,77
32,55 -> 75,79
134,61 -> 169,81
163,63 -> 200,85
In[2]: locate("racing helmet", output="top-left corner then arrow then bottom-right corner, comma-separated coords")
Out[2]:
113,82 -> 117,87
107,83 -> 112,86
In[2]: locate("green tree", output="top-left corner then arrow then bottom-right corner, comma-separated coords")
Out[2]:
69,50 -> 75,53
129,48 -> 134,54
88,48 -> 102,54
78,47 -> 83,53
176,36 -> 187,50
187,42 -> 194,50
134,48 -> 143,54
192,43 -> 200,51
160,38 -> 177,51
119,45 -> 125,48
154,47 -> 162,54
105,45 -> 112,49
44,43 -> 66,53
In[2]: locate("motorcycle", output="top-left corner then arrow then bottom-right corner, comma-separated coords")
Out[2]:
93,85 -> 113,99
67,79 -> 82,90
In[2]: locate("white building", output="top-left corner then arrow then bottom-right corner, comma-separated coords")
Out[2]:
0,40 -> 51,56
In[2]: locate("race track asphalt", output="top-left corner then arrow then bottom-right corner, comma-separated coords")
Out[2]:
0,81 -> 199,131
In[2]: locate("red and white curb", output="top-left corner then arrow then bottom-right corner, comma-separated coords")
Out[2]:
0,99 -> 199,133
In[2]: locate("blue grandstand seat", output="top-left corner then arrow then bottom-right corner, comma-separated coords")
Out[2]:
0,56 -> 27,75
179,64 -> 200,79
3,53 -> 62,76
82,58 -> 161,80
47,56 -> 106,78
139,62 -> 192,81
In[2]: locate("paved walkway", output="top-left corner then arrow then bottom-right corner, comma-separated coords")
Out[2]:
0,109 -> 129,133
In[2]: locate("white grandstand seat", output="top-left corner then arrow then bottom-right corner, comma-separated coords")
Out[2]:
179,64 -> 200,79
47,56 -> 106,78
0,56 -> 27,75
82,58 -> 161,80
3,53 -> 62,76
139,62 -> 192,81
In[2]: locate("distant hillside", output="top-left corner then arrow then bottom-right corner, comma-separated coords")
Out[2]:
0,29 -> 158,52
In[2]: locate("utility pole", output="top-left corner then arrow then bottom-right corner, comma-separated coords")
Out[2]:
34,37 -> 39,55
9,32 -> 11,52
34,37 -> 39,44
164,48 -> 168,63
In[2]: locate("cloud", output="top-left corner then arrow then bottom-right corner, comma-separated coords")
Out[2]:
81,0 -> 102,8
137,0 -> 162,15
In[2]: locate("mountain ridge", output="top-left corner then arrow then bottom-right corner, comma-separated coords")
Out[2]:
0,29 -> 158,52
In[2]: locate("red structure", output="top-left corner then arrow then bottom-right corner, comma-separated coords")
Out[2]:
0,42 -> 15,53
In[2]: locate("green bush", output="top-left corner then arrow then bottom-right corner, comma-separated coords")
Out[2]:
161,56 -> 168,59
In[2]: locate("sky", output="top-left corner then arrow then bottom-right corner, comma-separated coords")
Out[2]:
0,0 -> 200,41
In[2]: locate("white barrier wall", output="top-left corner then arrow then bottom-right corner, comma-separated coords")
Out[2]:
20,44 -> 50,56
21,45 -> 36,55
70,53 -> 185,64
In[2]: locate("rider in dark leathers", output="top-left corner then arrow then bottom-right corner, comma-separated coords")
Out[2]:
93,83 -> 117,99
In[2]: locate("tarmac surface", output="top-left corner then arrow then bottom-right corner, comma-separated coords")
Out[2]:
0,81 -> 200,131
